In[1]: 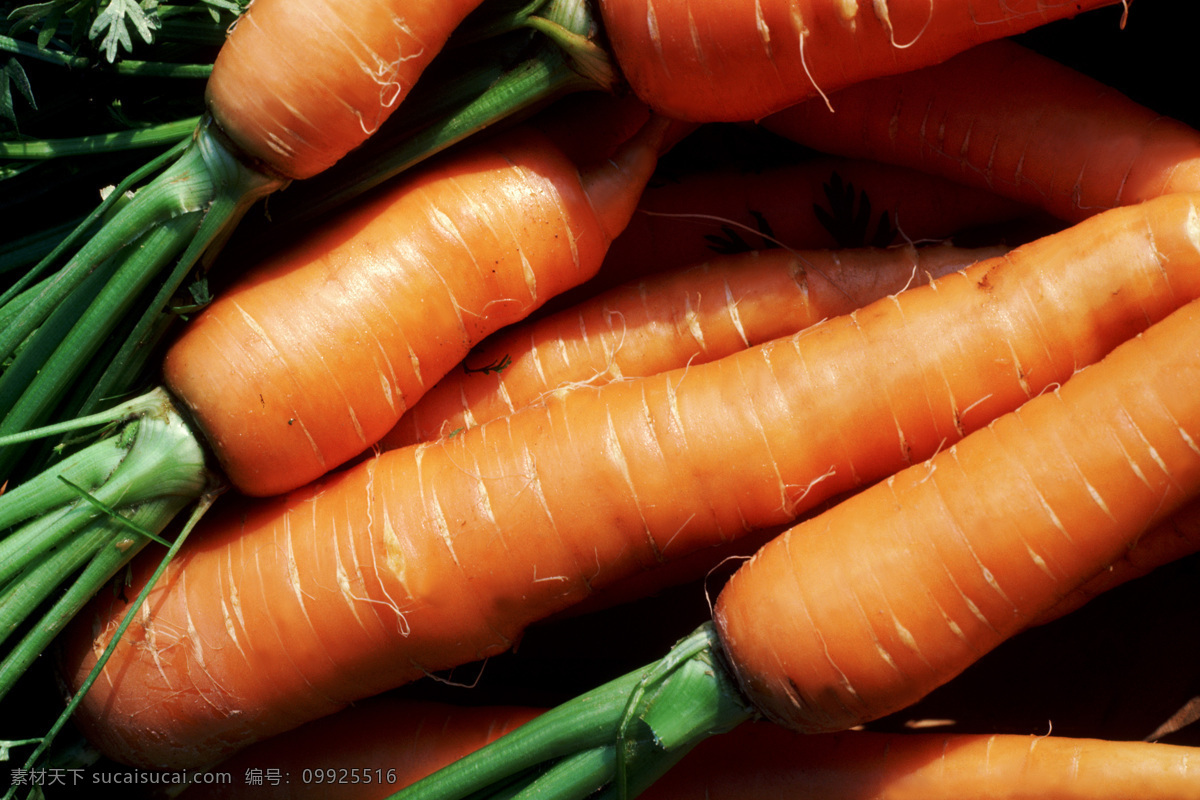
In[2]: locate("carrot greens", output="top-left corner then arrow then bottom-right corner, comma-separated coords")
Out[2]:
387,626 -> 752,800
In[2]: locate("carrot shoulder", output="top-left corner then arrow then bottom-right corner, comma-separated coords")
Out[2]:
761,39 -> 1200,223
714,297 -> 1200,733
61,192 -> 1200,769
205,0 -> 486,179
162,107 -> 667,497
596,0 -> 1123,122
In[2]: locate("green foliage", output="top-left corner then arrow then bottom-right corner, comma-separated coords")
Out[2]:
5,0 -> 248,64
7,0 -> 93,52
0,56 -> 34,130
89,0 -> 160,62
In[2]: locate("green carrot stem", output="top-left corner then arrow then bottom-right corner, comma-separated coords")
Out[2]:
70,143 -> 280,424
0,506 -> 79,589
0,116 -> 201,159
269,47 -> 594,233
0,140 -> 180,309
386,625 -> 754,800
0,388 -> 169,450
0,137 -> 219,369
0,33 -> 88,67
259,0 -> 614,237
107,60 -> 213,78
0,494 -> 194,704
0,216 -> 198,479
0,393 -> 211,706
510,747 -> 617,800
0,518 -> 113,649
3,492 -> 218,794
0,391 -> 209,588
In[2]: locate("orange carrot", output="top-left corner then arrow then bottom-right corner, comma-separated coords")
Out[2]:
380,242 -> 1006,447
576,157 -> 1037,305
760,38 -> 1200,223
595,0 -> 1125,122
205,0 -> 486,180
60,191 -> 1200,769
162,103 -> 668,497
188,699 -> 541,800
189,698 -> 1200,800
652,723 -> 1200,800
714,297 -> 1200,733
1033,495 -> 1200,626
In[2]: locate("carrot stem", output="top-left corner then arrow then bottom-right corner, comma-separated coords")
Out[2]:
1,490 -> 219,796
387,624 -> 752,800
0,389 -> 212,704
0,140 -> 175,310
0,116 -> 201,159
264,0 -> 611,232
0,120 -> 281,484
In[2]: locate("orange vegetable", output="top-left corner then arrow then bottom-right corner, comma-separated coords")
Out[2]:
191,698 -> 1200,800
189,699 -> 540,800
761,38 -> 1200,223
60,191 -> 1200,769
162,104 -> 668,497
380,242 -> 1006,447
595,0 -> 1125,122
654,723 -> 1200,800
714,296 -> 1200,732
1034,495 -> 1200,626
205,0 -> 486,179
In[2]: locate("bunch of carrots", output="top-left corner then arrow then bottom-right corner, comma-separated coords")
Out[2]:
5,0 -> 1200,798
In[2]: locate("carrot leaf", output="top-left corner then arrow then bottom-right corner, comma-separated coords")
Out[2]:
88,0 -> 160,62
814,171 -> 899,248
0,55 -> 35,130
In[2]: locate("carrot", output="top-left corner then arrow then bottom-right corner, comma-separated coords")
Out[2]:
380,242 -> 1006,448
760,38 -> 1200,223
204,0 -> 486,181
712,294 -> 1200,734
161,104 -> 669,497
0,98 -> 665,745
650,723 -> 1200,800
595,0 -> 1126,122
388,281 -> 1200,800
59,191 -> 1200,770
1033,495 -> 1200,626
0,0 -> 526,478
188,699 -> 541,800
562,156 -> 1038,309
186,699 -> 1200,800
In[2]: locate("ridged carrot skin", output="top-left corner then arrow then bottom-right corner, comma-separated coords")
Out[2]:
761,39 -> 1200,223
205,0 -> 485,179
714,298 -> 1200,734
595,0 -> 1122,122
190,700 -> 1200,800
380,243 -> 1005,448
61,192 -> 1200,769
162,110 -> 667,497
654,723 -> 1200,800
1034,495 -> 1200,626
190,699 -> 541,800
